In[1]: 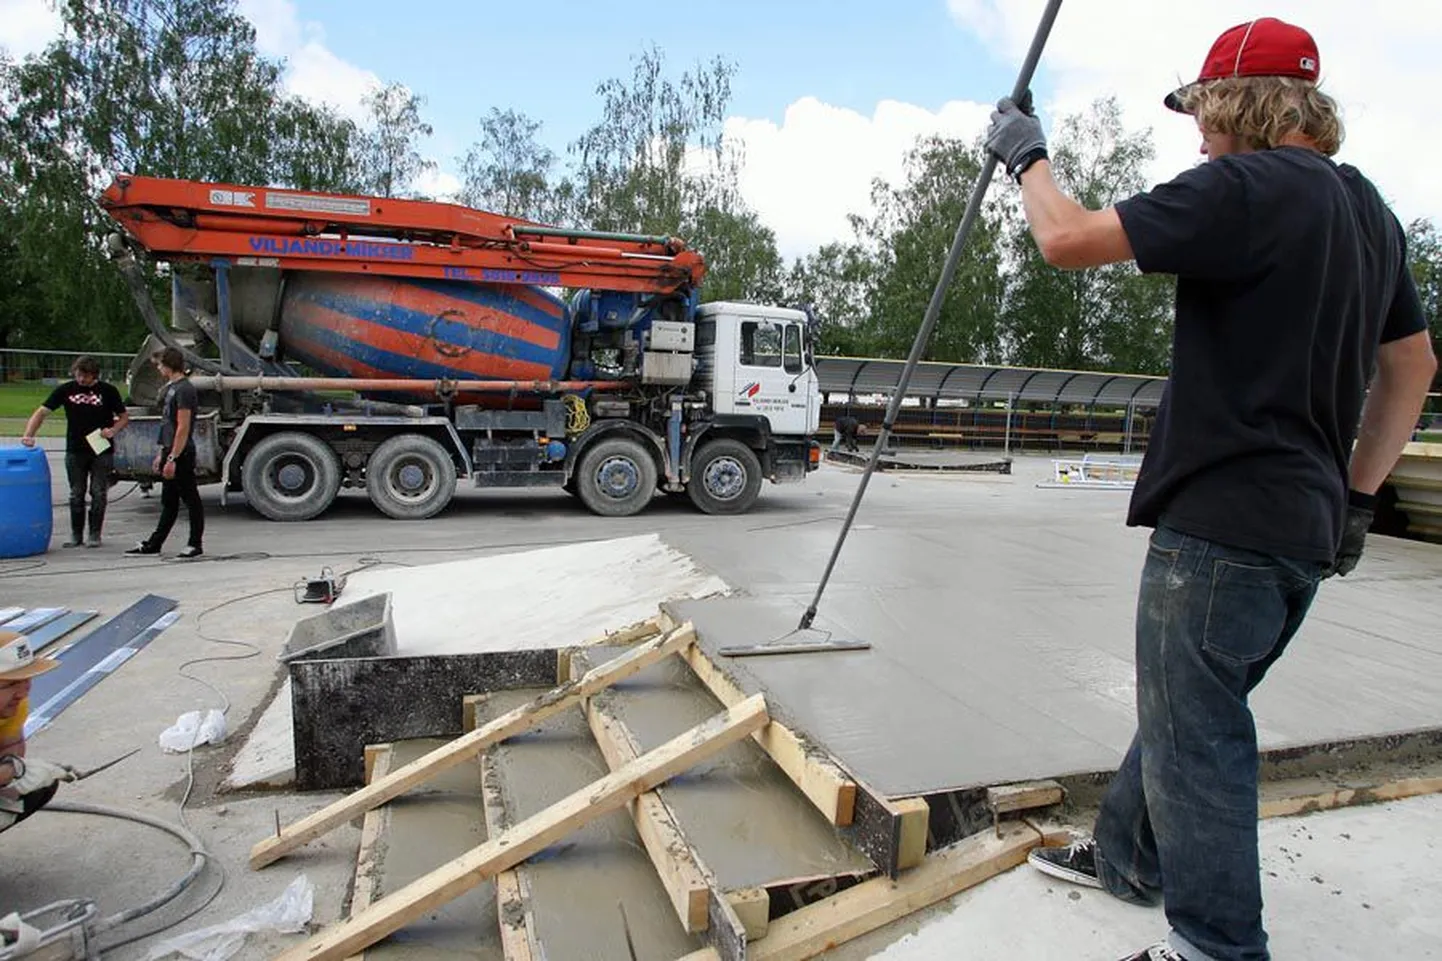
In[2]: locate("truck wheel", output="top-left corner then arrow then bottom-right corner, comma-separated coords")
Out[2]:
367,434 -> 457,520
688,439 -> 762,515
242,432 -> 341,522
575,436 -> 657,517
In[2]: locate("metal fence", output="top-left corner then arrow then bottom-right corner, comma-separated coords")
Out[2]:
0,349 -> 134,384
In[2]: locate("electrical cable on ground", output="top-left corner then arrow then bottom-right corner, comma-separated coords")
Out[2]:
13,554 -> 408,954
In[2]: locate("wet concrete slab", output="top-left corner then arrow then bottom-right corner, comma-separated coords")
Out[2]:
481,690 -> 704,961
665,478 -> 1442,799
590,652 -> 876,888
366,738 -> 504,960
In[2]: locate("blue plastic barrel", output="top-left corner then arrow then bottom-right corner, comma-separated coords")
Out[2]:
0,445 -> 53,558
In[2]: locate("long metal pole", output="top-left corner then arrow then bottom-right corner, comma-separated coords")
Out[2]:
798,0 -> 1066,632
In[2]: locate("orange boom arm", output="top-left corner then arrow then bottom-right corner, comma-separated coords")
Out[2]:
99,174 -> 707,295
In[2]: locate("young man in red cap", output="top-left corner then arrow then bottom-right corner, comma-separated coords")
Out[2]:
985,17 -> 1436,961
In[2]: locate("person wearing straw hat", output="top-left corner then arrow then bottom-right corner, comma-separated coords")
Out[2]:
0,631 -> 78,831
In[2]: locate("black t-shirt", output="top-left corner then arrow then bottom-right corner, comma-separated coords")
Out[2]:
1116,147 -> 1428,563
159,378 -> 199,454
43,380 -> 127,454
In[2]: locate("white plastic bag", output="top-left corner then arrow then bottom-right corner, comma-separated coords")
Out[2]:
158,709 -> 227,753
145,874 -> 313,961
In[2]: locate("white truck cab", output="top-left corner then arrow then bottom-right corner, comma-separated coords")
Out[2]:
694,302 -> 822,439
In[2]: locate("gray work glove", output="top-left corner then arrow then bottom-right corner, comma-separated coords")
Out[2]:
1330,500 -> 1375,577
985,91 -> 1048,182
7,757 -> 79,795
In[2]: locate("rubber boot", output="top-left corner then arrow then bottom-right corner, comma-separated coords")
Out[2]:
63,506 -> 85,548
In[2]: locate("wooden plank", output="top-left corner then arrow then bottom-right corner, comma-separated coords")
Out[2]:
676,821 -> 1045,961
251,622 -> 699,869
562,615 -> 666,682
680,642 -> 856,827
893,797 -> 930,871
1259,776 -> 1442,820
461,694 -> 488,734
724,888 -> 770,941
987,780 -> 1064,815
579,615 -> 665,648
274,693 -> 769,961
345,745 -> 392,961
480,748 -> 539,961
584,694 -> 712,934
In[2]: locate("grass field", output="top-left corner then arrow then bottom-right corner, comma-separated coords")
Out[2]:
0,383 -> 62,438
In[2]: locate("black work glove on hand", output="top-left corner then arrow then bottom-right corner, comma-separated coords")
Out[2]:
985,91 -> 1048,182
1330,490 -> 1376,577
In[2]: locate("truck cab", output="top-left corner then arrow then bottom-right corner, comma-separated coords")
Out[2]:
694,302 -> 822,439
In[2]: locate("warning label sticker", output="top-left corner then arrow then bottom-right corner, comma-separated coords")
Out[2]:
265,192 -> 371,217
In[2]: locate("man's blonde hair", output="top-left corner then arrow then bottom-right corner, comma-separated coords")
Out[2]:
1179,76 -> 1344,156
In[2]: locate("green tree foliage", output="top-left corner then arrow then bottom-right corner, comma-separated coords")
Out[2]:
782,240 -> 876,356
358,82 -> 434,199
1000,97 -> 1174,374
1404,218 -> 1442,393
459,108 -> 557,222
0,0 -> 362,352
564,46 -> 783,303
854,135 -> 1008,363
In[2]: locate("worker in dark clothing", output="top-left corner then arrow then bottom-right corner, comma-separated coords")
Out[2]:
20,355 -> 129,548
831,414 -> 861,453
985,17 -> 1436,961
127,347 -> 205,558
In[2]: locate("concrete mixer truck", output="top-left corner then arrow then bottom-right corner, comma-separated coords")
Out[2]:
96,174 -> 822,521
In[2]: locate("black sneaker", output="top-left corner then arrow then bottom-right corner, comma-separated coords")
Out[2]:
125,542 -> 160,556
86,535 -> 102,548
62,536 -> 83,548
176,545 -> 203,559
1118,944 -> 1184,961
1028,835 -> 1103,889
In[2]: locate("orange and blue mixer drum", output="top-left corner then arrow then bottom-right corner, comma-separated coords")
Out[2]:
278,273 -> 572,382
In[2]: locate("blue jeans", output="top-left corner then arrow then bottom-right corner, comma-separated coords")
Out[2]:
1093,525 -> 1325,961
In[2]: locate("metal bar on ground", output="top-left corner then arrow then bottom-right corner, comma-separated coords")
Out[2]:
5,608 -> 67,634
24,611 -> 99,654
23,595 -> 179,738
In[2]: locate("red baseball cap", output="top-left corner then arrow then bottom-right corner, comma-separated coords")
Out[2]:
1165,17 -> 1321,112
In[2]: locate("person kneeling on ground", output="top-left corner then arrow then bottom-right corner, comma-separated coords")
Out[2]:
0,632 -> 79,833
127,347 -> 205,559
984,16 -> 1436,961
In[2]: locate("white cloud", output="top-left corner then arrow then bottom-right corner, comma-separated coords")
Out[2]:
944,0 -> 1442,225
726,96 -> 995,261
0,0 -> 61,59
414,167 -> 461,202
236,0 -> 379,122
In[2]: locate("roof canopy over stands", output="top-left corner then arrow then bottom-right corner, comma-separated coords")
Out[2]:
815,357 -> 1167,408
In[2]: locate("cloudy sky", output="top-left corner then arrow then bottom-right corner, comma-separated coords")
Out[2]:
2,0 -> 1437,261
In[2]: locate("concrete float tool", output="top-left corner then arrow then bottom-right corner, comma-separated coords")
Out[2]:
721,0 -> 1066,657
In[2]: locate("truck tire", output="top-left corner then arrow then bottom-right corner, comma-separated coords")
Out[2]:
242,432 -> 342,522
688,439 -> 762,515
366,434 -> 457,520
575,436 -> 657,517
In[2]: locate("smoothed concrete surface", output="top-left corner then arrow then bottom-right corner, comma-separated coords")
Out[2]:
826,793 -> 1442,960
338,532 -> 729,655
